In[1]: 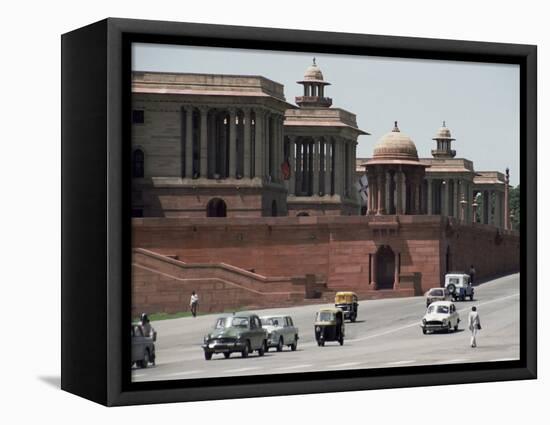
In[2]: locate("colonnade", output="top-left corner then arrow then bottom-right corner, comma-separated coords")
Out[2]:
365,167 -> 425,215
425,178 -> 474,223
181,105 -> 285,182
286,135 -> 356,199
474,189 -> 505,228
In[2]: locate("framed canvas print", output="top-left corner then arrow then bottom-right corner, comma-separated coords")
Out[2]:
61,18 -> 537,406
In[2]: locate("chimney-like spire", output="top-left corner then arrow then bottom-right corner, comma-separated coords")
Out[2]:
392,121 -> 400,132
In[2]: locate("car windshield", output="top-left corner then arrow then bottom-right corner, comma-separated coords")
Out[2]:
430,289 -> 444,296
215,316 -> 249,328
261,317 -> 283,326
316,312 -> 335,321
428,305 -> 449,314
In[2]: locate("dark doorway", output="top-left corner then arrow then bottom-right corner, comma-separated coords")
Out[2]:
206,198 -> 227,217
376,245 -> 395,289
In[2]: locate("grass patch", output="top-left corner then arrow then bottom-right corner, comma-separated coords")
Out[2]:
133,307 -> 245,322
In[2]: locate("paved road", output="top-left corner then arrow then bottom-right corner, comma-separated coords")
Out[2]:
132,273 -> 519,382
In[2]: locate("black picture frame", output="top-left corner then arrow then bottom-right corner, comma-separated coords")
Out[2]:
61,17 -> 537,406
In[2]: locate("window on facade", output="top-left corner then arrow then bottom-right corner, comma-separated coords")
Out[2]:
132,149 -> 144,178
132,110 -> 145,124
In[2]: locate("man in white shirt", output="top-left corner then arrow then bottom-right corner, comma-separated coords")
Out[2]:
190,290 -> 199,317
468,306 -> 481,348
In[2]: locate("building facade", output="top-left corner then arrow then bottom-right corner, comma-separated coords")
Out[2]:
357,122 -> 510,229
131,71 -> 294,218
284,60 -> 368,216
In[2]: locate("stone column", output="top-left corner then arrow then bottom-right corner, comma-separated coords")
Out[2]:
504,168 -> 510,230
243,108 -> 252,178
185,106 -> 194,178
274,115 -> 282,182
427,178 -> 433,214
295,139 -> 302,194
288,136 -> 296,196
395,170 -> 403,215
325,140 -> 332,196
333,140 -> 342,199
370,252 -> 377,289
487,190 -> 495,226
199,106 -> 208,178
377,170 -> 386,215
443,179 -> 449,216
313,138 -> 320,196
228,108 -> 237,178
495,191 -> 502,228
393,252 -> 400,290
254,109 -> 264,179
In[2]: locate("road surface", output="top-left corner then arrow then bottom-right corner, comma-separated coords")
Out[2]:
132,273 -> 519,382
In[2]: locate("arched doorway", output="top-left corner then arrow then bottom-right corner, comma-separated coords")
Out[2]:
206,198 -> 227,217
376,245 -> 395,289
271,200 -> 277,217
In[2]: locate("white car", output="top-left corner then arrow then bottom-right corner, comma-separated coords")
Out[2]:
260,315 -> 299,352
421,301 -> 460,334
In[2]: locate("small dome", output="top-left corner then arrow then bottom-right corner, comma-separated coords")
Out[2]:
433,121 -> 455,140
303,58 -> 324,81
372,122 -> 419,161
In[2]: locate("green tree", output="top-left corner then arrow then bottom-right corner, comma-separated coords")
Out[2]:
509,184 -> 520,230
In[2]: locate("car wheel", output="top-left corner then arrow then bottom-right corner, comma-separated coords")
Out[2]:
351,314 -> 357,323
339,337 -> 344,346
258,341 -> 266,357
291,337 -> 298,351
447,284 -> 456,295
223,352 -> 230,359
204,351 -> 212,361
276,337 -> 284,352
469,295 -> 474,301
422,327 -> 427,335
139,350 -> 150,368
454,323 -> 459,331
241,341 -> 250,358
447,323 -> 452,333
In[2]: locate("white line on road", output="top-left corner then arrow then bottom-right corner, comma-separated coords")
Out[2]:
385,360 -> 416,366
275,364 -> 313,371
434,358 -> 466,365
223,367 -> 262,373
152,370 -> 204,379
326,362 -> 362,369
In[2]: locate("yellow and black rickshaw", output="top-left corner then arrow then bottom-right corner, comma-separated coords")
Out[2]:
335,291 -> 358,322
314,308 -> 345,346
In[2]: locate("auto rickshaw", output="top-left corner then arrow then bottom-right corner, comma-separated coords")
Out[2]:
314,308 -> 345,346
335,291 -> 358,322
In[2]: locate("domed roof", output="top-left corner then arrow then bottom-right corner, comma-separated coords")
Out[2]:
372,122 -> 419,161
302,58 -> 327,82
432,121 -> 455,140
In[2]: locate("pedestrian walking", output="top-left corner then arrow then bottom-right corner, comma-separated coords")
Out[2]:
469,264 -> 476,285
139,313 -> 155,338
468,306 -> 482,348
190,290 -> 199,317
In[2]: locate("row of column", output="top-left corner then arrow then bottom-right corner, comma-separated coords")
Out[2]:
426,178 -> 473,223
287,136 -> 356,199
366,169 -> 423,215
475,189 -> 505,228
182,105 -> 284,182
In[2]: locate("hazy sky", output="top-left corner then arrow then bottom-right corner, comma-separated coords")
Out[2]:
133,43 -> 520,185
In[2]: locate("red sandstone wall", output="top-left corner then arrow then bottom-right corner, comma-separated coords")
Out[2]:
132,248 -> 306,316
441,219 -> 520,283
132,216 -> 520,304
